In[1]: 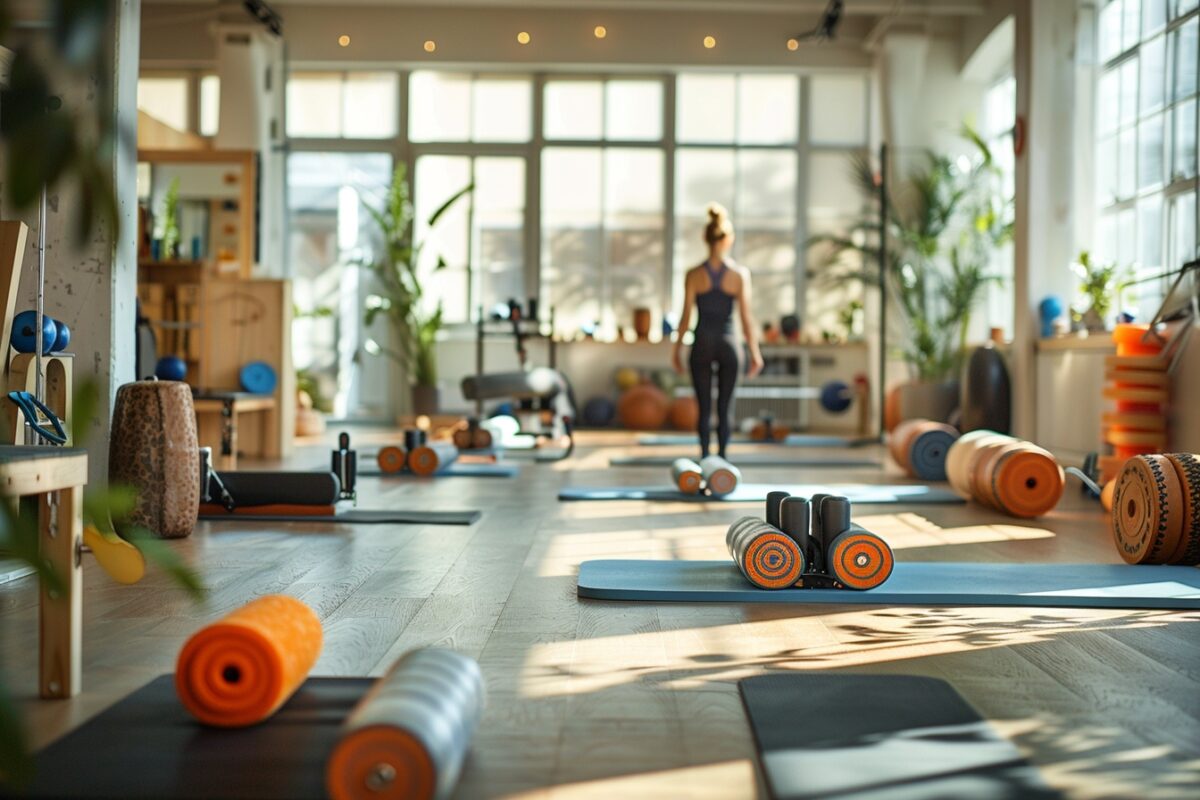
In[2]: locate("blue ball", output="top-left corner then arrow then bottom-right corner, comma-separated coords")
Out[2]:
1038,296 -> 1064,337
239,360 -> 278,394
10,311 -> 57,354
582,396 -> 616,427
51,319 -> 70,352
820,380 -> 853,414
155,356 -> 187,382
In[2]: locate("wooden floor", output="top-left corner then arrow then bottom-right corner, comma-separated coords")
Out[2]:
5,430 -> 1200,798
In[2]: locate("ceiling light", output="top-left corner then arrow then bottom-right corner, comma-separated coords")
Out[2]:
703,35 -> 716,49
423,40 -> 436,53
594,26 -> 607,39
517,31 -> 531,45
337,34 -> 350,47
787,38 -> 800,51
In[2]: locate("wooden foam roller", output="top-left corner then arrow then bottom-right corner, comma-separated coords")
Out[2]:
945,430 -> 1013,498
1103,429 -> 1168,448
1111,454 -> 1185,565
700,455 -> 741,497
327,648 -> 485,800
671,458 -> 704,495
981,442 -> 1064,518
1165,453 -> 1200,565
1102,385 -> 1169,404
726,517 -> 804,589
175,595 -> 323,727
408,441 -> 459,477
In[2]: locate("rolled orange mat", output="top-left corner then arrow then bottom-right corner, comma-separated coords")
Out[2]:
176,595 -> 323,727
986,444 -> 1064,518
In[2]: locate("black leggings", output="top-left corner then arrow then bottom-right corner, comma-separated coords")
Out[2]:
689,334 -> 742,459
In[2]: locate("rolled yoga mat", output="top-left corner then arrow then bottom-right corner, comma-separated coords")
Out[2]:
946,431 -> 1064,517
611,454 -> 880,468
205,470 -> 341,508
409,441 -> 460,477
1111,453 -> 1200,565
739,673 -> 1062,800
558,483 -> 963,505
671,457 -> 704,494
199,508 -> 482,526
326,649 -> 485,800
888,419 -> 958,481
15,675 -> 373,799
176,595 -> 323,727
576,559 -> 1200,609
699,455 -> 741,496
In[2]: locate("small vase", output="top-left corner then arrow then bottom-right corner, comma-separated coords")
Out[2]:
411,384 -> 440,416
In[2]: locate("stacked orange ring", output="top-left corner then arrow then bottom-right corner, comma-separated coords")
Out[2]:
1102,323 -> 1168,479
1111,453 -> 1200,565
827,525 -> 894,590
726,517 -> 804,589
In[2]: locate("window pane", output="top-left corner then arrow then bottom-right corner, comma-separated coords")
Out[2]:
1118,207 -> 1138,267
287,73 -> 342,137
198,75 -> 220,136
1140,36 -> 1166,114
1138,112 -> 1165,189
737,75 -> 798,144
341,73 -> 397,138
544,80 -> 603,140
415,156 -> 472,322
1144,0 -> 1168,34
606,149 -> 665,329
677,74 -> 736,143
473,157 -> 526,313
1174,98 -> 1197,178
138,76 -> 188,132
1138,195 -> 1164,272
605,80 -> 663,140
409,71 -> 471,142
1120,57 -> 1140,126
1100,0 -> 1124,62
1119,127 -> 1138,198
1170,191 -> 1196,267
738,149 -> 797,271
1097,212 -> 1119,264
1174,0 -> 1198,19
810,74 -> 868,145
808,151 -> 862,235
542,148 -> 603,332
983,76 -> 1015,139
1123,0 -> 1143,51
1098,69 -> 1120,135
473,77 -> 532,142
1098,135 -> 1119,204
1174,18 -> 1198,100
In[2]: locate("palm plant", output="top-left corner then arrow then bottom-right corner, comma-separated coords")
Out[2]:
360,165 -> 472,389
811,127 -> 1013,381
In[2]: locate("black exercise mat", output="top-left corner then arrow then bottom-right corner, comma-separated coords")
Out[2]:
11,675 -> 372,799
739,674 -> 1062,800
609,454 -> 880,468
199,508 -> 481,525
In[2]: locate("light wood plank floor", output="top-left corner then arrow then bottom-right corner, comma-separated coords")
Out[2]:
4,430 -> 1200,798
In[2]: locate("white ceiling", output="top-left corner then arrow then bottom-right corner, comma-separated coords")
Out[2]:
147,0 -> 986,15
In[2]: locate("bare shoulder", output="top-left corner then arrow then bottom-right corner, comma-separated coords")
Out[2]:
727,262 -> 750,291
684,265 -> 705,286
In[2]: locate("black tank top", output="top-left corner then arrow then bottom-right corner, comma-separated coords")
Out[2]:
695,261 -> 735,336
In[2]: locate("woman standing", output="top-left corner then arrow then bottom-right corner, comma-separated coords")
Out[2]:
672,203 -> 764,459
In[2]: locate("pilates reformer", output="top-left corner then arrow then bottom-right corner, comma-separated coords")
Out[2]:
460,367 -> 576,461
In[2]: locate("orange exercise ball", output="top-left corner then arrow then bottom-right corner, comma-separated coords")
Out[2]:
884,385 -> 903,433
618,384 -> 670,430
668,396 -> 699,431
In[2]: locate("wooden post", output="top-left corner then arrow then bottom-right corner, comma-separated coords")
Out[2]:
39,484 -> 83,698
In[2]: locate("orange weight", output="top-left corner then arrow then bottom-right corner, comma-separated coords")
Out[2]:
175,595 -> 323,727
1111,454 -> 1184,565
828,528 -> 895,590
377,447 -> 407,474
1101,411 -> 1166,432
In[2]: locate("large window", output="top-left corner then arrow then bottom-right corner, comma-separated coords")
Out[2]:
1096,0 -> 1199,318
287,72 -> 399,139
137,75 -> 189,131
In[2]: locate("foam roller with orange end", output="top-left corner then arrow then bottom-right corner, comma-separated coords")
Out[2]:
890,419 -> 958,481
408,441 -> 459,476
945,430 -> 1013,499
327,648 -> 485,800
700,455 -> 740,497
1100,479 -> 1116,512
726,517 -> 805,589
982,442 -> 1064,518
377,447 -> 407,474
175,595 -> 323,727
671,458 -> 704,495
827,523 -> 895,590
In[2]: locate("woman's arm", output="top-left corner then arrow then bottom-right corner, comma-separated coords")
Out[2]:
737,271 -> 764,378
672,272 -> 696,374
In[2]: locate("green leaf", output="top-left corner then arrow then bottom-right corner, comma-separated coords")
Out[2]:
426,182 -> 474,228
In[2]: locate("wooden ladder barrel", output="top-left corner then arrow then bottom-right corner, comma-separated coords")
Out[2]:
108,379 -> 200,539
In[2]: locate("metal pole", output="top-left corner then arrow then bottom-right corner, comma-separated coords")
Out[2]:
35,183 -> 46,405
877,144 -> 888,441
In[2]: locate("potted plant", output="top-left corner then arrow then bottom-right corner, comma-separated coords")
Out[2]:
359,165 -> 472,416
1071,250 -> 1127,332
810,126 -> 1012,424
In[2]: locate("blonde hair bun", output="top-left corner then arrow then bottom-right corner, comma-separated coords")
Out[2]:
704,202 -> 734,244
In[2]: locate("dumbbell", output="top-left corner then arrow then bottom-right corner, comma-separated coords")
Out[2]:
11,310 -> 70,353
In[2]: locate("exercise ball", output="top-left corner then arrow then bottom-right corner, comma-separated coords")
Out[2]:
10,310 -> 57,354
668,396 -> 699,431
1038,296 -> 1063,338
617,384 -> 669,430
155,355 -> 188,382
883,385 -> 903,432
652,368 -> 678,395
961,345 -> 1011,433
582,396 -> 616,427
820,380 -> 852,413
615,367 -> 641,391
109,380 -> 199,539
51,319 -> 71,352
240,360 -> 278,394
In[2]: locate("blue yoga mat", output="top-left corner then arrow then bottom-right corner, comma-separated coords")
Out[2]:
558,483 -> 962,504
609,455 -> 880,469
577,559 -> 1200,609
358,462 -> 519,478
636,433 -> 876,448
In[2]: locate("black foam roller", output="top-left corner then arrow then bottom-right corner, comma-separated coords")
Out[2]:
779,496 -> 812,561
766,491 -> 791,529
209,471 -> 341,508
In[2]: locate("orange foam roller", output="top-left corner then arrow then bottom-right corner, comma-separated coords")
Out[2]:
984,443 -> 1064,518
408,441 -> 459,476
377,447 -> 407,474
175,595 -> 323,727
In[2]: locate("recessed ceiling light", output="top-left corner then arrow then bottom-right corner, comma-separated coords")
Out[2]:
337,34 -> 350,47
594,25 -> 607,39
703,35 -> 716,49
517,31 -> 531,45
786,38 -> 800,51
423,40 -> 436,53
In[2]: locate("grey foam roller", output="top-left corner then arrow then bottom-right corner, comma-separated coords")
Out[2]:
327,648 -> 485,800
671,458 -> 704,494
700,455 -> 741,497
726,516 -> 804,589
765,490 -> 791,529
409,441 -> 460,476
779,496 -> 812,562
